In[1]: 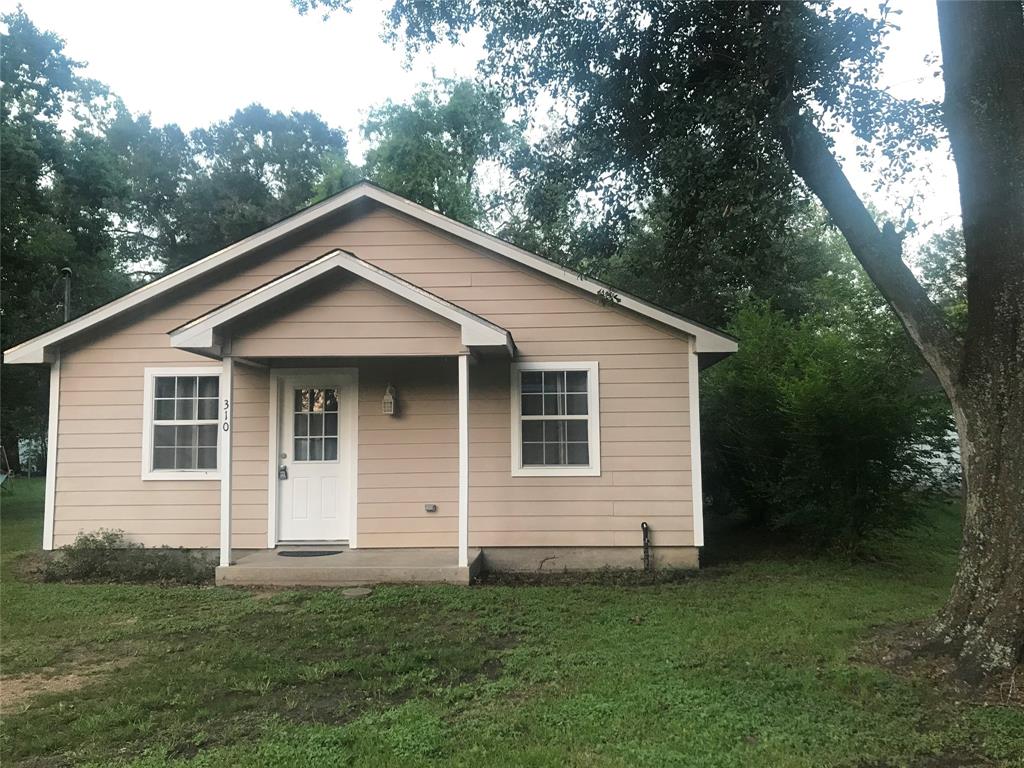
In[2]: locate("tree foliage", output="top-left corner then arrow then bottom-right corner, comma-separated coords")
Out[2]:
703,249 -> 955,545
915,226 -> 966,332
0,10 -> 132,462
107,104 -> 351,273
357,80 -> 517,225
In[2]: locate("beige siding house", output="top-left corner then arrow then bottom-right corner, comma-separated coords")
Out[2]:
4,182 -> 736,584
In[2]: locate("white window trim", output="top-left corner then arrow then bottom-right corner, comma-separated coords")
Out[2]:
142,365 -> 225,481
510,361 -> 601,477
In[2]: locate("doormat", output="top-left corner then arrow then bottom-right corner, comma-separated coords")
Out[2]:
277,550 -> 342,558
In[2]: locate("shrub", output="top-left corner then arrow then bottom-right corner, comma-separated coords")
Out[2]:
701,297 -> 955,546
43,529 -> 215,585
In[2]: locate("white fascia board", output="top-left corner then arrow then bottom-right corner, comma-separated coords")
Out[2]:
5,180 -> 734,362
170,249 -> 512,353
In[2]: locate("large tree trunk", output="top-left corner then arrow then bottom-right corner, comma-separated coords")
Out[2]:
935,381 -> 1024,681
933,0 -> 1024,681
775,0 -> 1024,682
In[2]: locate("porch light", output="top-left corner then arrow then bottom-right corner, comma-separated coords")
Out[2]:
382,384 -> 398,416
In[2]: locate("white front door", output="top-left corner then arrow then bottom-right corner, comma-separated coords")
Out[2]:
278,375 -> 354,542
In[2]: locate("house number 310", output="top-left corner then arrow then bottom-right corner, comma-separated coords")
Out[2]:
222,398 -> 231,431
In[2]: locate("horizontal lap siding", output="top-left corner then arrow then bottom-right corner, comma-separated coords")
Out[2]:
54,338 -> 226,548
52,204 -> 695,550
356,359 -> 458,547
231,364 -> 269,546
230,273 -> 464,358
467,358 -> 692,548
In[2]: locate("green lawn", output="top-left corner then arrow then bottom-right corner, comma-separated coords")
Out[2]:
1,479 -> 1021,767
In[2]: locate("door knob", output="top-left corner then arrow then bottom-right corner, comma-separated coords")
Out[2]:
278,465 -> 288,480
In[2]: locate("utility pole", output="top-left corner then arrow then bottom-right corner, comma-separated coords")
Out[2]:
61,267 -> 72,322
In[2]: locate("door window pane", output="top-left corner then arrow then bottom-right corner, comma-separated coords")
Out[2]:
292,387 -> 341,462
324,438 -> 338,461
309,438 -> 324,461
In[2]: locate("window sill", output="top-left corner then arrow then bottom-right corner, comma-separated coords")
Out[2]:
511,465 -> 601,478
141,470 -> 222,482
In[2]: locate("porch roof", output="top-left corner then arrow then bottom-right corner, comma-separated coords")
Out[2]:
169,249 -> 516,358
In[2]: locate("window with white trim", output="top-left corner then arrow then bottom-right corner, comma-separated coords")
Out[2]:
511,361 -> 601,477
142,368 -> 222,479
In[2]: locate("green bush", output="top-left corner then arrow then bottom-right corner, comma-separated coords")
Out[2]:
702,297 -> 955,546
42,529 -> 215,585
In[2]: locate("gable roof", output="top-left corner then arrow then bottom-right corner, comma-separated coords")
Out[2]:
3,180 -> 737,364
170,249 -> 514,357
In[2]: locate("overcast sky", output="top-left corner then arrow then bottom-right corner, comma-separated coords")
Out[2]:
4,0 -> 960,246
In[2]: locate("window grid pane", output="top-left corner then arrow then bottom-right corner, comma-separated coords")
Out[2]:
519,369 -> 591,467
151,374 -> 219,472
293,387 -> 340,463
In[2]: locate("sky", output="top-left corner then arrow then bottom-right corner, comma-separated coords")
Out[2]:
3,0 -> 961,247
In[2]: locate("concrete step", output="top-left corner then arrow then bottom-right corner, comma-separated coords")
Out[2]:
215,547 -> 482,587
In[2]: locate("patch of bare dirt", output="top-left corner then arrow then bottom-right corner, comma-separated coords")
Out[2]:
7,550 -> 48,583
0,659 -> 131,712
855,620 -> 1022,709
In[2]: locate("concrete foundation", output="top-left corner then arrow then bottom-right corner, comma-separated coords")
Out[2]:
215,545 -> 698,586
480,546 -> 700,573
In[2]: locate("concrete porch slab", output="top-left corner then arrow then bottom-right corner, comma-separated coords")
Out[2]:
216,547 -> 483,587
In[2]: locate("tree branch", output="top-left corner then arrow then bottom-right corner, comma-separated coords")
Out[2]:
776,101 -> 963,400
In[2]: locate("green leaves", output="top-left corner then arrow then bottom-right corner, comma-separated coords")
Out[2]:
360,80 -> 520,226
110,104 -> 351,273
701,284 -> 955,545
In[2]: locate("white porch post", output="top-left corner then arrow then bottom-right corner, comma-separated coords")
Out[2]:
688,339 -> 704,547
458,353 -> 469,568
219,356 -> 234,567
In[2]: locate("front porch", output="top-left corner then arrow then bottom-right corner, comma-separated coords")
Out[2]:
167,249 -> 516,575
216,546 -> 484,587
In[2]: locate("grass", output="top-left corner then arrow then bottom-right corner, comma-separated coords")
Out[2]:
1,478 -> 1021,767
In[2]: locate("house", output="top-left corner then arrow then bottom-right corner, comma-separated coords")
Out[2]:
3,182 -> 737,585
